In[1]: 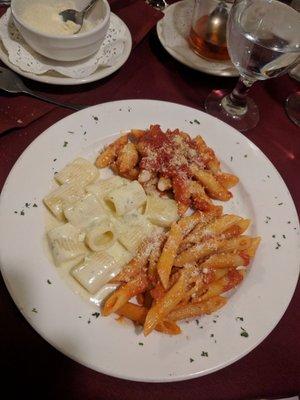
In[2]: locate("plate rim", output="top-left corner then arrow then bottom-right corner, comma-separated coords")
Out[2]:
0,12 -> 132,86
0,99 -> 299,382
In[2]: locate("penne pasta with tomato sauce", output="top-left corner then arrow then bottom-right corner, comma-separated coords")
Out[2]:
101,206 -> 260,335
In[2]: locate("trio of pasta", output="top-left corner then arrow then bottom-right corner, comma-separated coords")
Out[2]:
44,126 -> 260,336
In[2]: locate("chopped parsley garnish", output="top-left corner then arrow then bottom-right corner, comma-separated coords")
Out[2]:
138,342 -> 144,346
87,318 -> 91,324
265,216 -> 271,223
236,316 -> 244,321
230,156 -> 233,162
244,154 -> 248,158
92,312 -> 100,318
201,351 -> 208,357
210,334 -> 214,337
275,242 -> 281,249
282,234 -> 286,239
83,131 -> 87,135
78,316 -> 82,319
47,279 -> 52,284
199,326 -> 203,329
287,221 -> 291,224
92,116 -> 99,121
278,202 -> 283,206
25,202 -> 30,208
20,210 -> 25,216
195,319 -> 199,325
67,131 -> 74,134
213,320 -> 217,323
194,119 -> 200,124
241,331 -> 249,337
32,308 -> 38,313
63,141 -> 68,147
272,234 -> 276,238
14,211 -> 18,214
189,358 -> 194,363
33,203 -> 38,207
53,158 -> 57,162
240,327 -> 249,337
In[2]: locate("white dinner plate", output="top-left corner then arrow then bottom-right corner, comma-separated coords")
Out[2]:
0,100 -> 299,382
0,13 -> 132,85
157,0 -> 239,77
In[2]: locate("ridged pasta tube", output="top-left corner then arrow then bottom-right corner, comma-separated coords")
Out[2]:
47,223 -> 87,267
115,214 -> 154,255
54,158 -> 99,187
63,193 -> 105,229
72,252 -> 119,294
106,241 -> 132,267
104,181 -> 147,216
118,225 -> 149,254
43,182 -> 85,221
85,219 -> 117,252
85,176 -> 127,200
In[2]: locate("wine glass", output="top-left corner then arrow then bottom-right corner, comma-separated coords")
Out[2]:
286,91 -> 300,126
205,0 -> 300,132
285,64 -> 300,127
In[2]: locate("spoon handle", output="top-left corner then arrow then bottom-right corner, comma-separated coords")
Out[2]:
23,89 -> 87,111
83,0 -> 98,14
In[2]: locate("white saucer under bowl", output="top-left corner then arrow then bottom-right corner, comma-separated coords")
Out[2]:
156,0 -> 239,78
0,13 -> 132,85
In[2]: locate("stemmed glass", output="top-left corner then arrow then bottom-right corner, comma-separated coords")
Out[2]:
286,91 -> 300,126
205,0 -> 300,132
285,64 -> 300,127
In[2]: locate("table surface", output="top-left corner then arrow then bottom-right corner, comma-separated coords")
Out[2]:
0,1 -> 299,398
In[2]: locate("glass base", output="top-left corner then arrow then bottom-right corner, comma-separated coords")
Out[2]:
285,92 -> 300,127
205,89 -> 259,132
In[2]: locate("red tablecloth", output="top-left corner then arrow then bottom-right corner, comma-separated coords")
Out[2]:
0,1 -> 299,398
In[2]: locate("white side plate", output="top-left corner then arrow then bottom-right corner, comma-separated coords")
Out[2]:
157,0 -> 239,77
0,13 -> 132,85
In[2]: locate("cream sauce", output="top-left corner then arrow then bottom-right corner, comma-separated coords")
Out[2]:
21,1 -> 94,36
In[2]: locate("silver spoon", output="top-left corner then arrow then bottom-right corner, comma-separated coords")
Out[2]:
0,67 -> 87,111
205,1 -> 229,48
59,0 -> 98,34
145,0 -> 168,11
